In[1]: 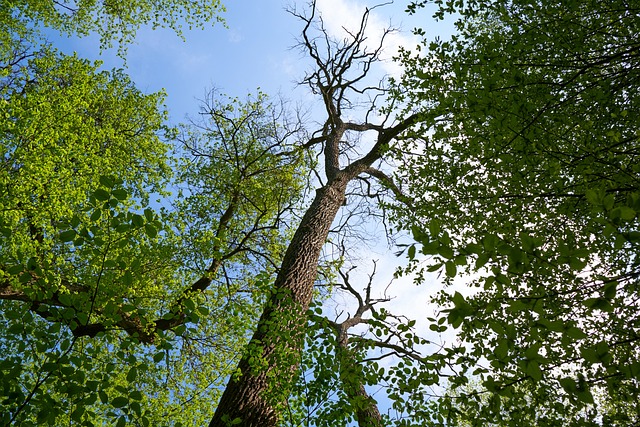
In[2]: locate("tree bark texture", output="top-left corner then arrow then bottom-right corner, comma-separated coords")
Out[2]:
336,318 -> 383,427
338,338 -> 383,427
209,175 -> 350,427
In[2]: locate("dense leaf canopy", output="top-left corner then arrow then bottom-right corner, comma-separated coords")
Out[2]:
6,0 -> 640,425
0,0 -> 224,55
394,0 -> 640,425
0,1 -> 313,425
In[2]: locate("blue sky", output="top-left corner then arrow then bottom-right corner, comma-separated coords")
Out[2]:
48,0 -> 454,124
46,0 -> 463,335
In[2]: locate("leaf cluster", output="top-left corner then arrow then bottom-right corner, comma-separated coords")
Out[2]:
0,1 -> 314,424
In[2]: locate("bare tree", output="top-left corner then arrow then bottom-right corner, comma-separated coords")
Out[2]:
209,3 -> 417,426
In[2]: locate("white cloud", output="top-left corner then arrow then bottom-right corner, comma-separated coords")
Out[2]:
315,0 -> 418,78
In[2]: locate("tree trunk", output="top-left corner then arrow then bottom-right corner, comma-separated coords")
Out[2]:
336,310 -> 383,427
209,175 -> 350,427
208,4 -> 418,424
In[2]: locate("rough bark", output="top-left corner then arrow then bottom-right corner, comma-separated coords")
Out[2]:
209,174 -> 350,426
337,328 -> 383,427
207,94 -> 418,427
330,264 -> 385,427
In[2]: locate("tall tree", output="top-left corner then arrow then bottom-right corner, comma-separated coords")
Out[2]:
208,3 -> 418,426
1,0 -> 435,425
393,0 -> 640,425
0,47 -> 177,427
0,57 -> 307,422
287,258 -> 438,427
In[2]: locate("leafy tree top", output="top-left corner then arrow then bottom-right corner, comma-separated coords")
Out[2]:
393,0 -> 640,425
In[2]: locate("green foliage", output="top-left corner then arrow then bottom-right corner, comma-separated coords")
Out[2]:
284,301 -> 440,427
173,90 -> 308,281
1,47 -> 171,289
395,0 -> 640,424
0,0 -> 313,423
0,0 -> 225,57
0,49 -> 309,425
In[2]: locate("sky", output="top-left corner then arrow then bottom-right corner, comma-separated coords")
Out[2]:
49,0 -> 454,123
49,0 -> 458,279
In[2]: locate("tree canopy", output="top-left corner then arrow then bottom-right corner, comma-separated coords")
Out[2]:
0,1 -> 289,425
3,0 -> 640,425
393,0 -> 640,425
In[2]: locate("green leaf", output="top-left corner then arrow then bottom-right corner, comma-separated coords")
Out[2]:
583,297 -> 613,312
603,194 -> 615,211
577,389 -> 594,404
70,406 -> 85,422
94,188 -> 110,201
565,327 -> 587,340
427,262 -> 442,272
525,360 -> 542,381
112,396 -> 128,408
183,298 -> 196,311
59,229 -> 77,242
90,209 -> 102,221
603,282 -> 618,300
611,206 -> 636,221
568,256 -> 588,271
144,208 -> 154,221
115,223 -> 130,233
524,344 -> 540,360
445,261 -> 457,277
7,264 -> 23,275
99,175 -> 115,188
428,220 -> 440,236
483,234 -> 499,251
585,189 -> 601,206
560,377 -> 578,394
112,188 -> 128,200
465,243 -> 484,254
86,380 -> 100,392
131,213 -> 144,227
408,244 -> 416,260
122,270 -> 134,286
452,291 -> 465,307
144,223 -> 157,238
126,367 -> 137,382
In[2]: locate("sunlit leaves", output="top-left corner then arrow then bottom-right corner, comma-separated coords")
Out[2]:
0,0 -> 225,58
0,46 -> 180,425
173,90 -> 308,283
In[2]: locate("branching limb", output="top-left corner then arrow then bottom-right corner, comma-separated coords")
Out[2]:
363,167 -> 413,207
